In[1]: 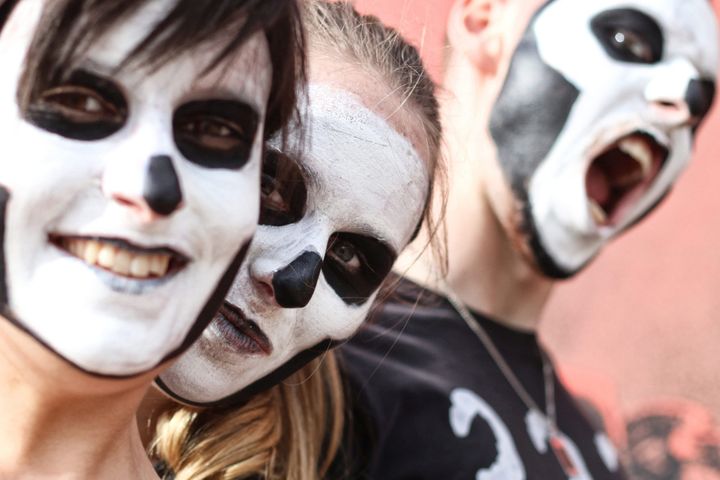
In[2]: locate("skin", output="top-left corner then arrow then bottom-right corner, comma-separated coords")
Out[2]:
0,0 -> 271,377
0,0 -> 272,477
400,0 -> 717,331
155,50 -> 431,405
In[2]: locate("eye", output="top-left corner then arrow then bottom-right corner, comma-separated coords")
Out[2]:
259,148 -> 307,226
608,29 -> 654,63
39,86 -> 121,122
328,240 -> 362,272
174,100 -> 260,170
25,70 -> 128,141
591,9 -> 664,65
177,116 -> 246,152
322,232 -> 396,306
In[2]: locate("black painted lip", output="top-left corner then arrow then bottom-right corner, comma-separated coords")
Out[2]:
214,301 -> 273,356
48,233 -> 190,277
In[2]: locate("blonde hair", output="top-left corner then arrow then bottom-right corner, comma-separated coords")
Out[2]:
151,3 -> 443,479
152,354 -> 344,480
305,0 -> 446,270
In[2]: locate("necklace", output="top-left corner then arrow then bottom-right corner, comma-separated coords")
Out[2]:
442,285 -> 579,477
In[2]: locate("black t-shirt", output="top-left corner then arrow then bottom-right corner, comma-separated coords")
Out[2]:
335,278 -> 625,480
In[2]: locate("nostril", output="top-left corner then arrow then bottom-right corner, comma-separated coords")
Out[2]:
111,193 -> 137,209
254,278 -> 275,301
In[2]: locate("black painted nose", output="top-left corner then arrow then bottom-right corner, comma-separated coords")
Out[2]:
143,155 -> 183,216
272,251 -> 323,308
686,79 -> 716,121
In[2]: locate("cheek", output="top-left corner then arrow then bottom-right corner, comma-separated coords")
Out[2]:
178,146 -> 262,257
489,26 -> 580,192
299,282 -> 373,345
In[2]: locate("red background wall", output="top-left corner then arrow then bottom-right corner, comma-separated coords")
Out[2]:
355,0 -> 720,422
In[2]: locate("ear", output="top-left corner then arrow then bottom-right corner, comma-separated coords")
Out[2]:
447,0 -> 505,74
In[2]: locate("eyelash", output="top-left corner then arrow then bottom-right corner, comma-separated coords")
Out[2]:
25,74 -> 129,141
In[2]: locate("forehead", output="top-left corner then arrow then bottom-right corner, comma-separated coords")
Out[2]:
293,84 -> 428,249
77,0 -> 272,110
535,0 -> 718,71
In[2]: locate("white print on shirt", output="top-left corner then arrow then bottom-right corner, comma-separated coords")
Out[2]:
449,388 -> 526,480
526,409 -> 593,479
594,433 -> 619,472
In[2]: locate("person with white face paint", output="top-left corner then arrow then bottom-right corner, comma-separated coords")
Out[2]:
337,0 -> 719,478
0,0 -> 304,477
145,3 -> 443,478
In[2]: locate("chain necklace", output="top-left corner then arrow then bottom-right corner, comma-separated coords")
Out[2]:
442,284 -> 579,477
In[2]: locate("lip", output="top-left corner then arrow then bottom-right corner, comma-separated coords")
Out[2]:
584,129 -> 669,228
213,301 -> 273,356
48,234 -> 190,294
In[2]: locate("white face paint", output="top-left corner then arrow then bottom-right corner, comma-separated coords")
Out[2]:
0,0 -> 271,376
489,0 -> 718,277
159,83 -> 430,405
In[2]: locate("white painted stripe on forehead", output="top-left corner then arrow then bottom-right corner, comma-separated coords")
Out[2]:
298,83 -> 430,249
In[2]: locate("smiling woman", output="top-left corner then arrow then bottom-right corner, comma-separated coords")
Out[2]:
0,0 -> 303,477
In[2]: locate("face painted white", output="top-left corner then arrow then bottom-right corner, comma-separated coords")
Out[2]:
497,0 -> 718,274
0,0 -> 271,375
160,83 -> 429,404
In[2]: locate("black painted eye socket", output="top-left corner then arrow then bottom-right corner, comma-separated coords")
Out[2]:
259,148 -> 307,226
25,70 -> 128,141
591,9 -> 664,64
174,100 -> 260,169
322,232 -> 396,306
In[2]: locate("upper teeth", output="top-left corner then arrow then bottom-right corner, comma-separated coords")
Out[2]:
62,238 -> 172,279
618,137 -> 653,179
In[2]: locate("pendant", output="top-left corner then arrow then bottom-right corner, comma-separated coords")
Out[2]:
549,434 -> 579,477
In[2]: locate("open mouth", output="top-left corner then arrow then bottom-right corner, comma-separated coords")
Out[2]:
585,131 -> 669,227
49,235 -> 188,280
213,301 -> 272,356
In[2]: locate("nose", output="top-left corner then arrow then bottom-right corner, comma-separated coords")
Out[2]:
107,155 -> 184,222
271,251 -> 323,308
645,61 -> 716,129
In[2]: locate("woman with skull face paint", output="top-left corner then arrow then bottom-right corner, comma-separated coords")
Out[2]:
334,0 -> 719,478
145,2 -> 443,479
0,0 -> 304,477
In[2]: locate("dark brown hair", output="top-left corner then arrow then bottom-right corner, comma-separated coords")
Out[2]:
0,0 -> 305,139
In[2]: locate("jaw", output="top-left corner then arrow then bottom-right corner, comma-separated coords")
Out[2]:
2,228 -> 251,377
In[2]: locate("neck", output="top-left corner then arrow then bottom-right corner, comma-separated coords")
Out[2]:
397,58 -> 553,333
0,322 -> 159,479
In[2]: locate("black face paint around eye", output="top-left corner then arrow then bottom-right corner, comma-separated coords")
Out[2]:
25,69 -> 128,141
322,232 -> 396,306
272,250 -> 323,309
143,155 -> 183,216
591,9 -> 664,65
173,100 -> 260,170
259,149 -> 307,226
